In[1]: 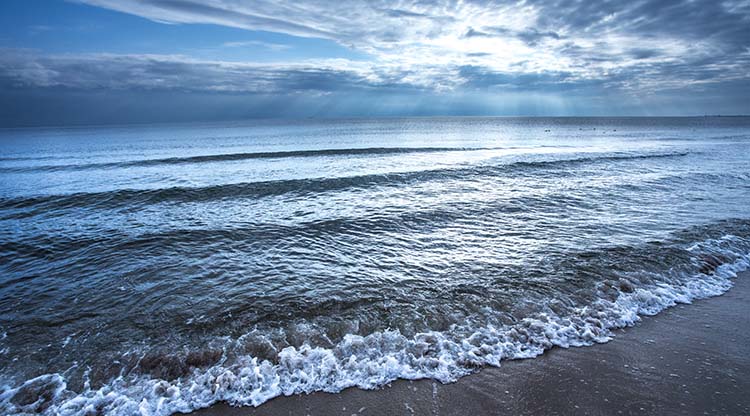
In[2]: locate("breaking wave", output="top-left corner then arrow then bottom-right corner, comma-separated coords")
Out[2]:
1,232 -> 748,416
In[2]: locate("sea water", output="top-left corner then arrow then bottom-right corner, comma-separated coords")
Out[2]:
0,117 -> 749,415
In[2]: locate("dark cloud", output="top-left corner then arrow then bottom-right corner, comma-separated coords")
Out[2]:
381,8 -> 430,18
628,48 -> 662,60
457,65 -> 584,91
527,0 -> 750,51
0,51 -> 395,94
464,26 -> 563,46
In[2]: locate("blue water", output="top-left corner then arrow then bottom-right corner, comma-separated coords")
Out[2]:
1,117 -> 749,415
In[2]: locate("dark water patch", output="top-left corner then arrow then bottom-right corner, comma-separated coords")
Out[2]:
138,349 -> 223,381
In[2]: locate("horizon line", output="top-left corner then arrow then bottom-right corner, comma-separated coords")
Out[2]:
2,114 -> 750,130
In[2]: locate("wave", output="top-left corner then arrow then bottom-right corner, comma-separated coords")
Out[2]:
1,179 -> 718,275
0,152 -> 688,218
1,230 -> 748,415
0,190 -> 584,266
0,147 -> 490,173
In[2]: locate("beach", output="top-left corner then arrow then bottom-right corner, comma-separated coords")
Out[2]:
192,271 -> 750,416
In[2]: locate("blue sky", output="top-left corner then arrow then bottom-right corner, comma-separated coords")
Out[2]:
1,0 -> 749,125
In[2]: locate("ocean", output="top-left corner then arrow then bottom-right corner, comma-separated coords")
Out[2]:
1,117 -> 749,415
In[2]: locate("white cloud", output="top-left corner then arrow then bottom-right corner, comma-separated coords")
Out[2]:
221,40 -> 291,51
0,0 -> 729,102
69,0 -> 749,92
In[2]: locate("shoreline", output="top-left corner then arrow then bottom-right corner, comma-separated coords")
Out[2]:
189,271 -> 750,416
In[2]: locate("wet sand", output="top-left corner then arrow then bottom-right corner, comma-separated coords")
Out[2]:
190,271 -> 750,416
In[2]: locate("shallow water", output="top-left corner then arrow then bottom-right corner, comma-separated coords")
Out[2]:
1,117 -> 749,415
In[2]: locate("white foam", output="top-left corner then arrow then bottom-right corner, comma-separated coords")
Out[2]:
1,237 -> 749,416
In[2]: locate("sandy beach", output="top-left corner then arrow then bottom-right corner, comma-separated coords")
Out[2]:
190,271 -> 750,416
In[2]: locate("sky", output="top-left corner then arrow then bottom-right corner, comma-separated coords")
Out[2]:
0,0 -> 749,126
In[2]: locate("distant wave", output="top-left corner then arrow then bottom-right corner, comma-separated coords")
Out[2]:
0,190 -> 613,268
0,152 -> 689,218
0,147 -> 490,173
7,167 -> 744,287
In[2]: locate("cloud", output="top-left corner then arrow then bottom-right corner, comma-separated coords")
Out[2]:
1,43 -> 748,99
1,0 -> 747,124
221,40 -> 292,51
68,0 -> 748,92
0,50 -> 442,94
71,1 -> 749,50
